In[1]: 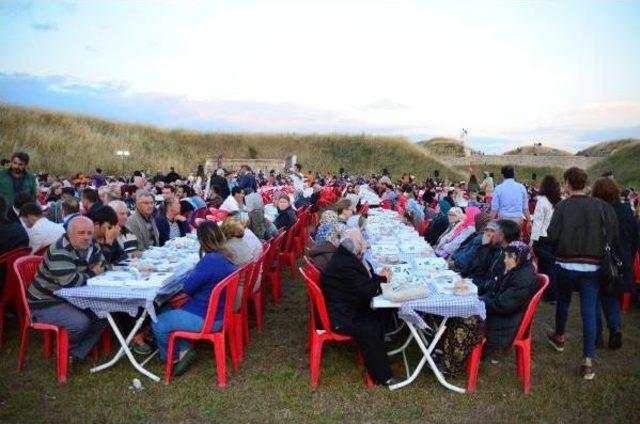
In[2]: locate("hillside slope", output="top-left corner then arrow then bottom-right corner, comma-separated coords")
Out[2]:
577,138 -> 639,157
504,146 -> 572,156
417,138 -> 479,157
587,140 -> 640,188
0,104 -> 460,180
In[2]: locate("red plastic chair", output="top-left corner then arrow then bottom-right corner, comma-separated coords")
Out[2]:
279,221 -> 300,279
513,273 -> 549,394
294,210 -> 308,256
232,262 -> 255,362
33,245 -> 50,257
622,252 -> 640,314
302,256 -> 321,284
13,255 -> 71,382
299,267 -> 373,389
380,200 -> 392,210
263,230 -> 286,305
165,269 -> 241,387
0,246 -> 32,347
466,337 -> 486,392
236,248 -> 270,354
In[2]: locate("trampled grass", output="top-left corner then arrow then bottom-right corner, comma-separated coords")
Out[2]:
1,263 -> 638,423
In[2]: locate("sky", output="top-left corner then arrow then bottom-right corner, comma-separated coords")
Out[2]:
1,0 -> 640,153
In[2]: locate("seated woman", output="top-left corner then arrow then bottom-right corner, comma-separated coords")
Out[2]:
435,207 -> 480,259
274,194 -> 297,231
307,222 -> 346,272
151,221 -> 237,375
221,216 -> 258,267
314,210 -> 339,244
424,200 -> 451,246
480,241 -> 539,358
319,228 -> 396,385
245,192 -> 268,241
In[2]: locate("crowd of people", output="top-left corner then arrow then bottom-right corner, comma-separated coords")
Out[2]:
1,150 -> 639,383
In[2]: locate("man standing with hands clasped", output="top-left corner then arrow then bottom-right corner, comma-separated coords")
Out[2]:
27,216 -> 108,361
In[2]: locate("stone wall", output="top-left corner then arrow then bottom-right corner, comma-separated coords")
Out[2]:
444,155 -> 602,169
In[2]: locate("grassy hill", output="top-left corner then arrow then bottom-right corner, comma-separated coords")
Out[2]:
587,140 -> 640,188
0,104 -> 460,180
503,145 -> 572,156
577,138 -> 639,157
417,137 -> 479,157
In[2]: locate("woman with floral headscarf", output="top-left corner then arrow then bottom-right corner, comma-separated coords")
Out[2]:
314,210 -> 339,244
435,207 -> 481,258
481,241 -> 539,356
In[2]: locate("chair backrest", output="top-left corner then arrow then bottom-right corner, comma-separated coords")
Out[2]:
13,255 -> 43,323
302,256 -> 321,284
235,261 -> 255,311
244,248 -> 269,303
201,268 -> 241,335
282,221 -> 300,253
299,267 -> 333,333
264,230 -> 286,270
1,246 -> 32,289
34,245 -> 50,257
513,273 -> 549,343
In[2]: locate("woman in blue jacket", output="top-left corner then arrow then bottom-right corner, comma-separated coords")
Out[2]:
152,221 -> 237,375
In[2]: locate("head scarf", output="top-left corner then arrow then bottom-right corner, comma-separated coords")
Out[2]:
319,210 -> 339,225
325,222 -> 347,247
245,192 -> 264,212
340,228 -> 368,257
452,206 -> 481,236
436,199 -> 452,219
505,241 -> 533,267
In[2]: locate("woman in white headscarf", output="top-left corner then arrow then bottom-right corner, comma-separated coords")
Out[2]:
245,191 -> 269,241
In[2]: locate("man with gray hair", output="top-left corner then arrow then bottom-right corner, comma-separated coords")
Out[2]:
28,216 -> 107,360
126,190 -> 159,251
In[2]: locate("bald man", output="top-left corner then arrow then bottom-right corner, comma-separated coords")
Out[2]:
28,216 -> 108,361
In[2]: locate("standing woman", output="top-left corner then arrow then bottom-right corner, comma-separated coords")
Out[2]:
530,175 -> 562,301
591,177 -> 639,349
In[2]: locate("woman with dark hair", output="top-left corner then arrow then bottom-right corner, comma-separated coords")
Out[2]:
0,195 -> 29,255
152,221 -> 237,376
592,177 -> 638,350
274,195 -> 297,230
530,175 -> 562,301
468,174 -> 480,192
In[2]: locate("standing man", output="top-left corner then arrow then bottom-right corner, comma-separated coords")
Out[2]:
81,188 -> 102,221
0,152 -> 37,209
490,166 -> 530,225
238,165 -> 257,194
166,167 -> 181,184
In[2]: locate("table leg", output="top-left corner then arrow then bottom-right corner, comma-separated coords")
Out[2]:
90,312 -> 160,382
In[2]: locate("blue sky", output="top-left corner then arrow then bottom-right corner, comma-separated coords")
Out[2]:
1,0 -> 639,153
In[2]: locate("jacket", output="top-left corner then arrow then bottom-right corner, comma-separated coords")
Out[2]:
547,196 -> 618,265
466,243 -> 504,292
452,232 -> 483,273
0,168 -> 37,208
481,262 -> 539,349
155,213 -> 189,246
274,207 -> 297,231
0,220 -> 29,255
307,241 -> 337,272
126,210 -> 160,251
612,202 -> 639,292
319,245 -> 385,328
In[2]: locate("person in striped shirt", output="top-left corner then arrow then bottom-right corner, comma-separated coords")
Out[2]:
27,216 -> 108,360
109,200 -> 142,259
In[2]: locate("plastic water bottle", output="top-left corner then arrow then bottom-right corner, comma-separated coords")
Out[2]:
132,378 -> 142,390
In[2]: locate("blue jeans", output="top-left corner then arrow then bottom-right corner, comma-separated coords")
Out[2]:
597,291 -> 621,338
151,308 -> 221,361
554,267 -> 599,358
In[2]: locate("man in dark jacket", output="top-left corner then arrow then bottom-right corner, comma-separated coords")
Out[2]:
155,196 -> 189,246
546,167 -> 619,381
319,229 -> 395,385
238,165 -> 257,194
81,188 -> 102,221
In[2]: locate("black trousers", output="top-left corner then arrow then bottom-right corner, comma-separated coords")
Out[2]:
332,312 -> 393,384
533,237 -> 557,301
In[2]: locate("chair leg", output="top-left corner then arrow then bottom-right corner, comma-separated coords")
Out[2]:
234,315 -> 244,362
252,294 -> 263,334
100,329 -> 112,355
310,336 -> 323,389
18,324 -> 29,370
0,302 -> 5,348
56,330 -> 69,383
621,293 -> 631,314
515,347 -> 523,379
227,330 -> 239,372
165,334 -> 177,384
242,307 -> 250,347
269,271 -> 281,305
466,339 -> 484,392
214,338 -> 227,387
522,345 -> 532,394
44,330 -> 54,358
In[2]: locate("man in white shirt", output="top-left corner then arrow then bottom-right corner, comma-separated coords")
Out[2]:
19,202 -> 65,253
220,186 -> 245,213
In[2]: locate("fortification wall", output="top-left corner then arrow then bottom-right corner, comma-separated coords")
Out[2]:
444,155 -> 602,169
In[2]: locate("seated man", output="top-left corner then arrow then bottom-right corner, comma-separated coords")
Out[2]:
126,190 -> 159,251
481,241 -> 539,358
464,219 -> 521,293
27,216 -> 107,360
92,205 -> 126,265
61,195 -> 81,229
319,228 -> 396,385
450,212 -> 491,271
155,195 -> 189,246
108,200 -> 141,258
19,202 -> 65,254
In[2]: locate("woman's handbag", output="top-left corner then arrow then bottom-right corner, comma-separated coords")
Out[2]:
599,206 -> 622,292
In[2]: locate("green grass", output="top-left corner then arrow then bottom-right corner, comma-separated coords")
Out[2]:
577,138 -> 640,157
1,264 -> 639,423
0,104 -> 460,181
587,140 -> 640,188
454,165 -> 565,186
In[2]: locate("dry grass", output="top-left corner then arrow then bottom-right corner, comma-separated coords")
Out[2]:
0,104 -> 460,181
1,262 -> 639,423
